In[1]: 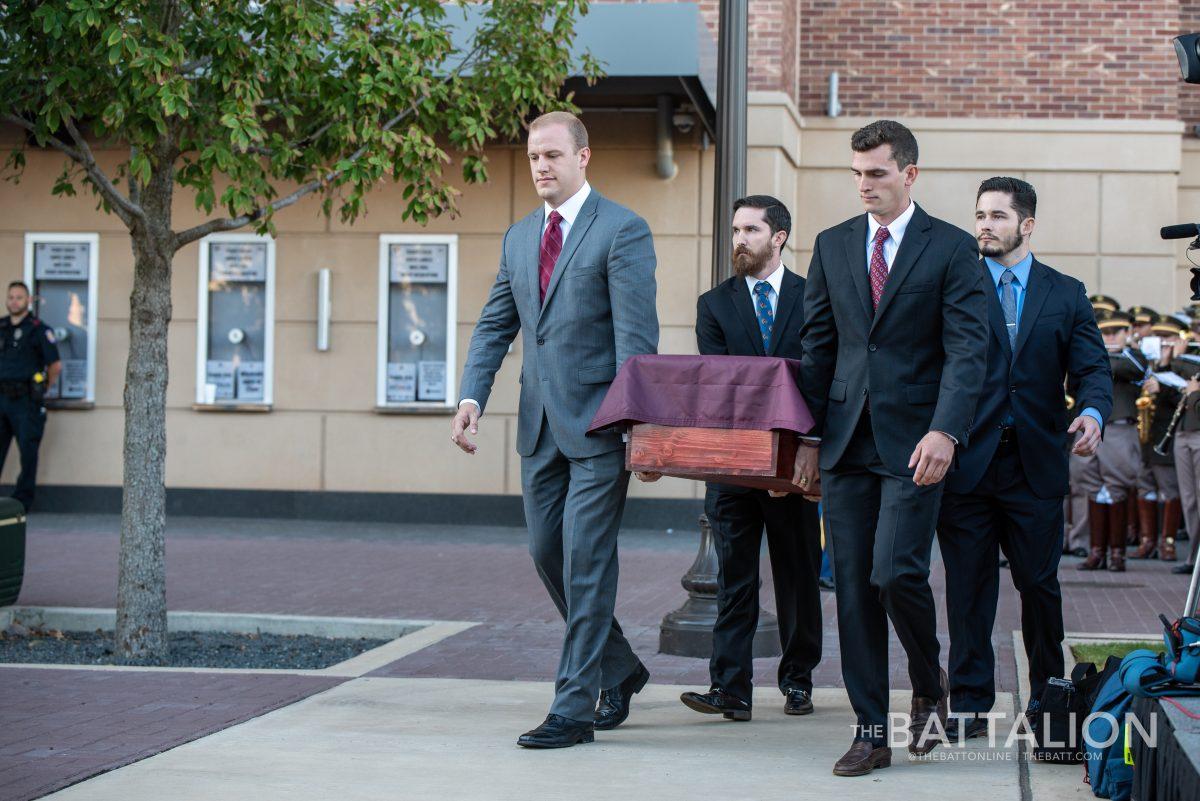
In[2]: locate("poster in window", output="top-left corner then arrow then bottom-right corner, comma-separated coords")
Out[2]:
417,360 -> 447,402
386,362 -> 417,403
210,242 -> 268,282
390,244 -> 448,284
34,243 -> 90,280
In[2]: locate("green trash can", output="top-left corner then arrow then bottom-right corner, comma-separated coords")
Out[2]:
0,498 -> 27,607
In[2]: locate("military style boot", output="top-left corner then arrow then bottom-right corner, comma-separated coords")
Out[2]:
1131,498 -> 1158,559
1108,499 -> 1128,572
1160,499 -> 1182,562
1078,501 -> 1109,571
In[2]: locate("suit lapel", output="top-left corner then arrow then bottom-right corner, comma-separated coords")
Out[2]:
768,269 -> 801,356
728,279 -> 766,356
1012,260 -> 1050,361
538,191 -> 600,321
842,215 -> 873,321
525,208 -> 544,314
870,205 -> 931,335
983,260 -> 1013,362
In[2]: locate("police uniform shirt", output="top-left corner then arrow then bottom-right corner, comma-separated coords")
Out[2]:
0,316 -> 60,382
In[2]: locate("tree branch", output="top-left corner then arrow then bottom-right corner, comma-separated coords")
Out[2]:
61,117 -> 147,225
2,113 -> 145,228
172,43 -> 485,250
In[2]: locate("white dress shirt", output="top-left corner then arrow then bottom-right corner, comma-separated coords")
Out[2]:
542,181 -> 592,240
744,261 -> 786,318
866,199 -> 916,271
460,182 -> 594,413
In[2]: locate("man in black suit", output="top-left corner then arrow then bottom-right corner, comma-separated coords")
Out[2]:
662,195 -> 823,722
793,120 -> 988,776
936,177 -> 1112,739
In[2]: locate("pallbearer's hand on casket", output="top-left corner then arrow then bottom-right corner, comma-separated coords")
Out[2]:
633,471 -> 662,482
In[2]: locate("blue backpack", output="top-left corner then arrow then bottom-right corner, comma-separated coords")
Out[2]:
1084,668 -> 1134,800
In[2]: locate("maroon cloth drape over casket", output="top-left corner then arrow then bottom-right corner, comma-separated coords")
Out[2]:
586,354 -> 815,435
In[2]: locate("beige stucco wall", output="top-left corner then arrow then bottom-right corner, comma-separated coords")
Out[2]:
0,100 -> 1190,501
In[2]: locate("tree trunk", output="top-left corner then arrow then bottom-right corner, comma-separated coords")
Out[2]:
115,165 -> 175,665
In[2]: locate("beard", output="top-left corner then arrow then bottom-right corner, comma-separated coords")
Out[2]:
978,230 -> 1024,258
732,243 -> 772,277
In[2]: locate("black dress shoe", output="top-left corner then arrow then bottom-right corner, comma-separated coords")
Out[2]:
1174,562 -> 1196,575
517,714 -> 594,749
784,689 -> 814,715
593,663 -> 650,731
1070,547 -> 1089,558
946,716 -> 990,740
679,688 -> 752,720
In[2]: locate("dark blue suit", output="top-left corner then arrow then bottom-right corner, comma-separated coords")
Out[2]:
938,257 -> 1112,712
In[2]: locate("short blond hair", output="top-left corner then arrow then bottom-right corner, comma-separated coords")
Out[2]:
528,111 -> 588,151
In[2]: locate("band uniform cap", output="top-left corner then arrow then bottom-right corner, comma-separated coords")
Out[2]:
1151,317 -> 1190,338
1090,294 -> 1121,312
1095,308 -> 1133,330
1128,305 -> 1159,325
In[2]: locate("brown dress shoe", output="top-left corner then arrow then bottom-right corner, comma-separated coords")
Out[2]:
832,741 -> 892,777
909,667 -> 949,755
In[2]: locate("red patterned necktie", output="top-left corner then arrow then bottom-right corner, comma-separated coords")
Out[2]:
869,225 -> 890,310
539,210 -> 564,303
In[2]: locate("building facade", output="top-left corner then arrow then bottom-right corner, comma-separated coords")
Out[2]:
2,1 -> 1199,522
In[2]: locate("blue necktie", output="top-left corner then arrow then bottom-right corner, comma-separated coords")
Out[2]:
1000,268 -> 1018,351
754,281 -> 774,352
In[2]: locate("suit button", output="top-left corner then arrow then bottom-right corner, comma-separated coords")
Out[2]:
868,344 -> 878,352
1010,386 -> 1017,394
537,338 -> 545,346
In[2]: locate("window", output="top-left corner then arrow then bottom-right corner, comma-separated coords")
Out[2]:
376,234 -> 457,409
195,234 -> 275,407
23,233 -> 99,403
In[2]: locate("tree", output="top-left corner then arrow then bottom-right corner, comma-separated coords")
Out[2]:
0,0 -> 598,663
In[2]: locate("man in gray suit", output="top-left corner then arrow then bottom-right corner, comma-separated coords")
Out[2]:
451,111 -> 659,749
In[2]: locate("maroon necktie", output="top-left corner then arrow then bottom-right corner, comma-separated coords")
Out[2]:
869,226 -> 890,310
539,210 -> 564,303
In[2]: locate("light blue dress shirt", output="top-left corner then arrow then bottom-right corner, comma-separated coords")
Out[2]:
984,253 -> 1103,430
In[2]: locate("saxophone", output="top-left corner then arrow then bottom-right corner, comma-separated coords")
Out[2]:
1137,386 -> 1155,445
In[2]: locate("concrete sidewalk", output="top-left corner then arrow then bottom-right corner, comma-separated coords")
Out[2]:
43,680 -> 1022,801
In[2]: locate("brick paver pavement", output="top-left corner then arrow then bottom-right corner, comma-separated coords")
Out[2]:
0,668 -> 344,801
3,513 -> 1193,800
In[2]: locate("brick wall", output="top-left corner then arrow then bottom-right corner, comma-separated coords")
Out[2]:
1182,2 -> 1200,126
797,0 -> 1180,119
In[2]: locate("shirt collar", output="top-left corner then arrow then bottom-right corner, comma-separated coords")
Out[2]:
867,200 -> 916,245
544,181 -> 591,227
745,262 -> 786,297
984,252 -> 1034,288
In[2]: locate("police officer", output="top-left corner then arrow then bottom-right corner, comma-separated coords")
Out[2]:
0,281 -> 60,511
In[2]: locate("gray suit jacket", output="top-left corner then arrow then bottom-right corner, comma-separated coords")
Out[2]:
459,189 -> 659,458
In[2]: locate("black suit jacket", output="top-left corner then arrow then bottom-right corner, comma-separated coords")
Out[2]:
799,204 -> 989,475
946,258 -> 1113,498
697,267 -> 806,493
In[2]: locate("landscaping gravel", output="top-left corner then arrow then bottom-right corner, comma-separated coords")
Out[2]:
0,624 -> 393,669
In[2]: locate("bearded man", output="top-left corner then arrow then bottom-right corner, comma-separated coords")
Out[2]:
936,177 -> 1111,739
645,195 -> 823,722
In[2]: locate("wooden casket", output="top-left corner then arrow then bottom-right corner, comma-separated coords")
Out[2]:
588,354 -> 816,495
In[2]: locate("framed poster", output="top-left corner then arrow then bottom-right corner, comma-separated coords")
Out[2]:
377,235 -> 457,409
195,234 -> 275,406
24,233 -> 99,403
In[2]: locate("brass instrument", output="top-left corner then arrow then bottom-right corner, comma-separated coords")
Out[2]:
1065,393 -> 1076,411
1136,386 -> 1155,445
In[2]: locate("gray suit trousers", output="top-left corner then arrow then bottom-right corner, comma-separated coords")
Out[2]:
522,416 -> 640,721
